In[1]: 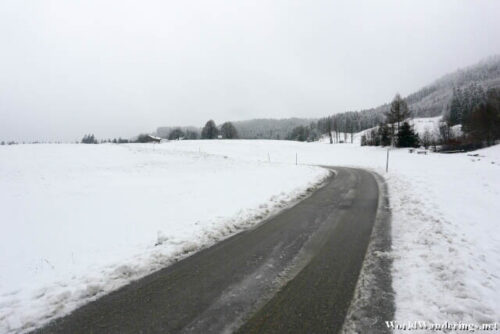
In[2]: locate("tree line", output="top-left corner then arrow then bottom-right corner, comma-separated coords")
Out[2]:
286,108 -> 385,143
361,85 -> 500,150
441,85 -> 500,150
359,94 -> 419,148
80,120 -> 239,144
74,82 -> 500,149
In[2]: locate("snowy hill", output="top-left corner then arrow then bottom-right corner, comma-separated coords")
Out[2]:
409,116 -> 442,135
406,55 -> 500,117
319,116 -> 444,146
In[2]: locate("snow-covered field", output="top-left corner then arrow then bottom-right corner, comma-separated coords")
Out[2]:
0,144 -> 329,333
1,125 -> 499,332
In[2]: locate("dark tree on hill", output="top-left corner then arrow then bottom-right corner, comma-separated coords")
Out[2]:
385,94 -> 411,141
378,123 -> 391,146
220,122 -> 238,139
446,83 -> 486,129
201,120 -> 219,139
438,122 -> 452,145
168,128 -> 185,140
397,122 -> 419,147
327,117 -> 333,144
463,88 -> 500,146
117,137 -> 129,144
446,87 -> 463,126
287,126 -> 309,142
81,134 -> 97,144
287,124 -> 321,142
315,109 -> 385,143
461,83 -> 486,131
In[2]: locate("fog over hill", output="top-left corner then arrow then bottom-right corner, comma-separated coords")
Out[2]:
356,55 -> 500,120
154,56 -> 500,140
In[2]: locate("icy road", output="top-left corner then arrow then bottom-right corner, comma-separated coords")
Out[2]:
35,167 -> 393,334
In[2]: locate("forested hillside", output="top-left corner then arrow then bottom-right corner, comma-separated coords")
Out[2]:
406,55 -> 500,117
311,55 -> 500,138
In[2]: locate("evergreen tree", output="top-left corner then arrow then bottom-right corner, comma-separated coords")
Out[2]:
201,120 -> 219,139
397,122 -> 419,147
327,117 -> 333,144
447,83 -> 486,130
220,122 -> 239,139
81,134 -> 97,144
378,123 -> 391,146
447,87 -> 463,126
461,83 -> 486,132
463,88 -> 500,146
287,126 -> 309,141
385,94 -> 411,142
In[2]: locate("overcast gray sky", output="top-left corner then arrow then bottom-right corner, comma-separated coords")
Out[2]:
1,0 -> 500,141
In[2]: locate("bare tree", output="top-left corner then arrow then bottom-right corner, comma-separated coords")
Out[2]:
327,117 -> 333,144
385,94 -> 411,144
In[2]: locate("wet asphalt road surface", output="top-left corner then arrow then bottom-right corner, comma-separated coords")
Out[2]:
35,167 -> 385,334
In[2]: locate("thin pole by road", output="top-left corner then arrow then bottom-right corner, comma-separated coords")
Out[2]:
386,148 -> 390,172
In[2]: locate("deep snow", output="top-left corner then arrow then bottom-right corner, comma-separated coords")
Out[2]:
1,127 -> 500,332
0,143 -> 329,333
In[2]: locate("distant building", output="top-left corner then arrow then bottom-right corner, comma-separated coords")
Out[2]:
136,135 -> 162,143
147,135 -> 162,143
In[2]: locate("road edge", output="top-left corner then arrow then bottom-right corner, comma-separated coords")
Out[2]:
340,170 -> 395,334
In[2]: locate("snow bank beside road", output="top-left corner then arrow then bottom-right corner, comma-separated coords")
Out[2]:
0,144 -> 329,333
2,135 -> 499,332
167,139 -> 500,328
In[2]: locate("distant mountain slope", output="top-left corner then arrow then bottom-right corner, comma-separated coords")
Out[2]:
406,55 -> 500,117
359,55 -> 500,120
